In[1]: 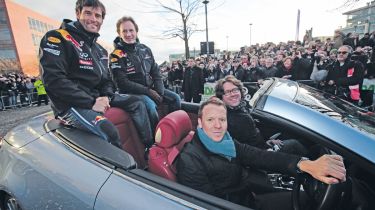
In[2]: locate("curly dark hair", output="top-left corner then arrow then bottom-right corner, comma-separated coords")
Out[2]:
215,75 -> 244,99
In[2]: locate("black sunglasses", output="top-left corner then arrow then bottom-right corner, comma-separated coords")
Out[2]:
337,51 -> 348,55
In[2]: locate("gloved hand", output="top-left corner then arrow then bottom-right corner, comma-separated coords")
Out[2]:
148,89 -> 163,104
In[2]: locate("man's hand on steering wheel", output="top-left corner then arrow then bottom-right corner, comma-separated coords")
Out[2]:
298,154 -> 346,184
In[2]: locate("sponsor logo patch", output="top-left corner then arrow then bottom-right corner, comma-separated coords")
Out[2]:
126,67 -> 136,74
43,48 -> 60,56
93,116 -> 106,124
57,29 -> 83,51
110,63 -> 121,69
79,60 -> 93,65
47,37 -> 61,43
79,65 -> 94,70
79,52 -> 88,58
46,43 -> 59,48
110,57 -> 118,62
112,49 -> 126,58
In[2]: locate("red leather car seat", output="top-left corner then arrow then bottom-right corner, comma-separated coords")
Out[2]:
104,107 -> 146,168
148,110 -> 194,181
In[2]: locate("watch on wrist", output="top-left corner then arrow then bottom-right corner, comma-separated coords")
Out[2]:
296,157 -> 309,174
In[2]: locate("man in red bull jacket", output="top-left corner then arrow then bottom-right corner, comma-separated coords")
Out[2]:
39,0 -> 153,148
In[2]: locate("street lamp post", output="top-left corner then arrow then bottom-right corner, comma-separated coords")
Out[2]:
203,0 -> 209,59
249,23 -> 252,46
226,35 -> 228,52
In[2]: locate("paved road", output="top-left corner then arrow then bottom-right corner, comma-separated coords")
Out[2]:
0,105 -> 52,138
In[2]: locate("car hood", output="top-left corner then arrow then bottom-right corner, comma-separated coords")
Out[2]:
4,112 -> 53,148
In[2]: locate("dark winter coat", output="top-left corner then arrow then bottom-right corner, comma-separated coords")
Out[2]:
181,66 -> 204,96
227,102 -> 268,149
110,37 -> 164,96
176,134 -> 300,198
39,20 -> 114,115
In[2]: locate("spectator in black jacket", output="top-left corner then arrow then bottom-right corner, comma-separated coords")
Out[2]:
291,49 -> 313,80
181,58 -> 204,103
323,45 -> 364,104
244,58 -> 265,83
203,63 -> 217,83
264,57 -> 278,78
231,58 -> 245,81
176,97 -> 346,209
275,57 -> 294,79
359,33 -> 371,47
168,61 -> 183,87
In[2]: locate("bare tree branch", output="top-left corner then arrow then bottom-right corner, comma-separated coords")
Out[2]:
142,0 -> 225,59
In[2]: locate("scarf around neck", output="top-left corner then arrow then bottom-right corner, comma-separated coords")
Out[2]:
197,127 -> 236,160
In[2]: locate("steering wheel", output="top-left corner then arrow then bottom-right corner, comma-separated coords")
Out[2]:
292,146 -> 349,210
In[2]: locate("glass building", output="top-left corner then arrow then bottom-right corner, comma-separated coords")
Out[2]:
341,1 -> 375,36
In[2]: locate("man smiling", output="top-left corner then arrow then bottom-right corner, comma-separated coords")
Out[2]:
215,75 -> 307,155
177,97 -> 346,209
39,0 -> 153,148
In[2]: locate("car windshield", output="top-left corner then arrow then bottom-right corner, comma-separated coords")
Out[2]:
294,83 -> 375,135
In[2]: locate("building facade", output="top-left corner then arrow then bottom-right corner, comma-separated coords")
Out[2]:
341,1 -> 375,36
0,0 -> 59,75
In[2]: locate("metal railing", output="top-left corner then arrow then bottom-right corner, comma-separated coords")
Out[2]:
0,91 -> 40,110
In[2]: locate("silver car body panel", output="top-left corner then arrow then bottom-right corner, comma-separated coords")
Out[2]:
4,113 -> 51,148
95,170 -> 203,210
0,114 -> 210,209
0,122 -> 113,209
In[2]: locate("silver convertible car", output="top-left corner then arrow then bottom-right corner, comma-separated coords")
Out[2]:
1,78 -> 374,210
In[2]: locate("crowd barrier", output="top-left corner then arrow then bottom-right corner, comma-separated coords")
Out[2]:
0,91 -> 40,110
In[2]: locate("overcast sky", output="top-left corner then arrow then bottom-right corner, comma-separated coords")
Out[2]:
12,0 -> 368,63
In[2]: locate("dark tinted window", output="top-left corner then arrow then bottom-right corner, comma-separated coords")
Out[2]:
0,27 -> 12,43
0,49 -> 16,59
0,7 -> 7,24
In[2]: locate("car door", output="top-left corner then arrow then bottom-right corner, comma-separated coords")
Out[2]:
94,170 -> 195,210
95,169 -> 251,210
0,125 -> 113,210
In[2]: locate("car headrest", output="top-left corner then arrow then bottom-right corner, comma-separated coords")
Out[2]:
154,110 -> 192,148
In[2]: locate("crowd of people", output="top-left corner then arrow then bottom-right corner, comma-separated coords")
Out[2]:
3,29 -> 375,111
0,73 -> 48,110
162,31 -> 375,108
2,0 -> 368,209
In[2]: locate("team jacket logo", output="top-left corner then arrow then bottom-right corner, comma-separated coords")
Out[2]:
43,48 -> 60,56
57,29 -> 83,51
47,36 -> 61,43
79,60 -> 93,65
46,43 -> 59,48
79,52 -> 88,58
111,57 -> 118,62
144,54 -> 151,59
112,49 -> 127,58
93,116 -> 106,125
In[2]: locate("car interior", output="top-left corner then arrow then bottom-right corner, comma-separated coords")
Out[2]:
45,100 -> 375,210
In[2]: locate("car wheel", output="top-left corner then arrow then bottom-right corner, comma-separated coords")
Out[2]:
3,195 -> 21,210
